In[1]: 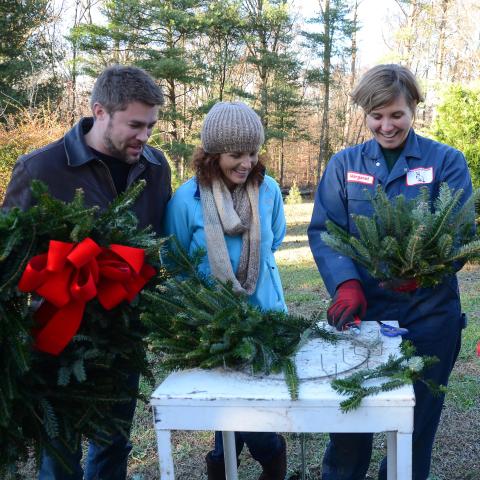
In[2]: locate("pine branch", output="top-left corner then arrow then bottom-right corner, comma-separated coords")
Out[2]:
404,225 -> 426,269
332,341 -> 441,412
426,186 -> 464,248
321,229 -> 372,269
283,358 -> 300,400
144,238 -> 333,399
322,184 -> 480,287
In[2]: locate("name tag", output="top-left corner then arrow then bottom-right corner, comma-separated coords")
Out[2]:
406,167 -> 434,186
347,171 -> 374,185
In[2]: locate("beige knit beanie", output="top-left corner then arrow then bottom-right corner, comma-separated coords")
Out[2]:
201,101 -> 265,154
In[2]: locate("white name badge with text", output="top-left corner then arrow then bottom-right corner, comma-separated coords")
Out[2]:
347,171 -> 375,185
406,167 -> 434,186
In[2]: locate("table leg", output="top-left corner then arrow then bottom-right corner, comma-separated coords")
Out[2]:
396,432 -> 413,480
386,431 -> 397,480
222,431 -> 239,480
155,429 -> 175,479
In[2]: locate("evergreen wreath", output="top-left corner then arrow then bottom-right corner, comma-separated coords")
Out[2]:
321,183 -> 480,288
332,340 -> 443,412
0,180 -> 167,475
142,238 -> 338,400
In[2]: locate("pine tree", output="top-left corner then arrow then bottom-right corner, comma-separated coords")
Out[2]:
0,0 -> 62,113
285,181 -> 302,205
71,0 -> 207,179
198,0 -> 244,102
302,0 -> 359,181
431,85 -> 480,187
268,52 -> 306,186
240,0 -> 296,133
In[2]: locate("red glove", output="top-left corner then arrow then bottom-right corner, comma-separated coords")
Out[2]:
379,278 -> 419,293
327,280 -> 367,331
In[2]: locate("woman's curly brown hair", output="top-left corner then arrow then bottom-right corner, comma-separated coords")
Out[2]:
193,147 -> 267,186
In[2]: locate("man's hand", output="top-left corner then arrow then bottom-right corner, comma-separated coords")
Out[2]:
327,279 -> 367,331
379,278 -> 419,293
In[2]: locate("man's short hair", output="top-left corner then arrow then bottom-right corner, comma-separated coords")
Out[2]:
90,65 -> 164,114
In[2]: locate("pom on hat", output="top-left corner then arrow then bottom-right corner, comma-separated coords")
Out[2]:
201,101 -> 265,154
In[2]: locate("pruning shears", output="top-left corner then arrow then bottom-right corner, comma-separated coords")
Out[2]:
376,320 -> 409,337
343,317 -> 409,337
343,315 -> 361,334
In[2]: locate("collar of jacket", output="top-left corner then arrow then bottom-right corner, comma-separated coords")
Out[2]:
63,117 -> 162,167
362,128 -> 421,161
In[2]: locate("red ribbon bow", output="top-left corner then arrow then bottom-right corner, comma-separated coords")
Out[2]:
18,238 -> 156,355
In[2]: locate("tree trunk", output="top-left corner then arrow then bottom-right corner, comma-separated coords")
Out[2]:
279,136 -> 285,187
436,0 -> 450,81
350,0 -> 359,90
344,0 -> 360,147
316,0 -> 331,183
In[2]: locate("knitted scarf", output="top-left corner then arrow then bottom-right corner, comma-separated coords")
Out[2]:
199,178 -> 261,295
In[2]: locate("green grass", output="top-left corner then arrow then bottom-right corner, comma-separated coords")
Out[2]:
446,373 -> 480,410
278,203 -> 329,317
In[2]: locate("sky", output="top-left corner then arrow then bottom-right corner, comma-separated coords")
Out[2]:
294,0 -> 401,68
55,0 -> 401,70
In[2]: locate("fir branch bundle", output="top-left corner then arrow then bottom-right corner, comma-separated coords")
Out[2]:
0,180 -> 167,474
142,238 -> 335,400
321,184 -> 480,288
331,341 -> 443,412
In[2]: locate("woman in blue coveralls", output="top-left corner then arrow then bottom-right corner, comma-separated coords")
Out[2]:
307,64 -> 472,480
163,101 -> 288,480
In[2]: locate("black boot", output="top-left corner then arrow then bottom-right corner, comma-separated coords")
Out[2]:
205,452 -> 241,480
205,452 -> 226,480
258,435 -> 287,480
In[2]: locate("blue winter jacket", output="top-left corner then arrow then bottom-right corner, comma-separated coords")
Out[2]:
308,129 -> 473,342
163,175 -> 287,312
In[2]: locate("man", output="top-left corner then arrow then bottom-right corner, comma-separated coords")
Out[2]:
3,65 -> 171,479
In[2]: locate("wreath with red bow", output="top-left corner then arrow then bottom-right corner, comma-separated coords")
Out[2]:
0,180 -> 166,474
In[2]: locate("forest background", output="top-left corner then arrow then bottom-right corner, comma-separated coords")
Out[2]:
1,2 -> 480,478
1,0 -> 480,199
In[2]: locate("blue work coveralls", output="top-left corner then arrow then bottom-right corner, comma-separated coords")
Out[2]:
308,129 -> 472,480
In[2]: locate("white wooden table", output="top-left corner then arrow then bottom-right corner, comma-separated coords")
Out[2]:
151,321 -> 415,479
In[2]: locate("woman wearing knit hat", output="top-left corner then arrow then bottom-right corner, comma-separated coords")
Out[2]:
163,101 -> 288,479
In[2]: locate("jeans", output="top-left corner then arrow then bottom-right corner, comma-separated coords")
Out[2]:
210,431 -> 283,464
38,373 -> 139,480
322,317 -> 463,480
